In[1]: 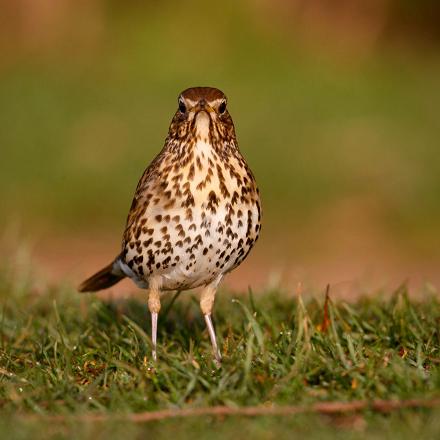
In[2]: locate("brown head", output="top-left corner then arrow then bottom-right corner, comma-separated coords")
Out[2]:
178,87 -> 227,113
168,87 -> 236,146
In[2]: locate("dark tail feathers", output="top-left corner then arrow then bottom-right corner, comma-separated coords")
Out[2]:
78,261 -> 125,292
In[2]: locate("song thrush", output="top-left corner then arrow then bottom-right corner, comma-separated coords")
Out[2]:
79,87 -> 261,363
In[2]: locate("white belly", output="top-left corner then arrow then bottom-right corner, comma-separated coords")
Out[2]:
120,201 -> 259,291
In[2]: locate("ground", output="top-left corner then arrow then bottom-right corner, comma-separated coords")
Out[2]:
1,260 -> 439,439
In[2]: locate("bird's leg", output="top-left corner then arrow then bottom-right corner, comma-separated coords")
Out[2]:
148,285 -> 161,361
200,283 -> 221,364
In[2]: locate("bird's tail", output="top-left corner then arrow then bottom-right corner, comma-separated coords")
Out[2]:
78,260 -> 125,292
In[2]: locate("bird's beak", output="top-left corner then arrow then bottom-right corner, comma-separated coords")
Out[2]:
192,99 -> 215,114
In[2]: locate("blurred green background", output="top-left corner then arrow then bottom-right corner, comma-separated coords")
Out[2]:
1,0 -> 440,287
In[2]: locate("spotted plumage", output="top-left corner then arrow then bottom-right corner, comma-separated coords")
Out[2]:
79,87 -> 261,363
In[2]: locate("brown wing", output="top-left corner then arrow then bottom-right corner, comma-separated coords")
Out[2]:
121,149 -> 168,248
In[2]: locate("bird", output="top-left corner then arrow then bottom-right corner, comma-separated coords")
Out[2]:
78,87 -> 261,364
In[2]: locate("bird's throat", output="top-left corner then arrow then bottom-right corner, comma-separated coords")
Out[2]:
195,111 -> 210,141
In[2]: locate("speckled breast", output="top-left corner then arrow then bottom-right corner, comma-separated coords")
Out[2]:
119,137 -> 261,291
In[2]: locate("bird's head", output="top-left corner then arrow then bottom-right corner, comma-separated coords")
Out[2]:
168,87 -> 236,145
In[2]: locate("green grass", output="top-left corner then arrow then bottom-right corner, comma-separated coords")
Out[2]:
0,261 -> 439,438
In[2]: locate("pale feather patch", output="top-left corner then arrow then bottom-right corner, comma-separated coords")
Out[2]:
195,111 -> 210,140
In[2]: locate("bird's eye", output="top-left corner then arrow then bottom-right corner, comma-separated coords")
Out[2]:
178,99 -> 186,113
218,101 -> 227,114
